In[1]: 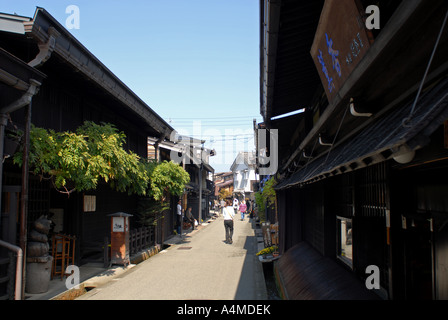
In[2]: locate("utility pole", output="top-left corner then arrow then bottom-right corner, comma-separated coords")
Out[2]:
253,119 -> 259,174
181,146 -> 186,240
198,143 -> 204,226
198,164 -> 202,226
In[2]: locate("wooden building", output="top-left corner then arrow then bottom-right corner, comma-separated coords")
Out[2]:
260,0 -> 448,299
148,136 -> 215,235
0,7 -> 173,298
0,41 -> 46,300
214,172 -> 234,200
231,152 -> 258,202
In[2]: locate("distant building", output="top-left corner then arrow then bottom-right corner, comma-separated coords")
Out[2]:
214,172 -> 233,200
230,152 -> 258,201
147,136 -> 215,226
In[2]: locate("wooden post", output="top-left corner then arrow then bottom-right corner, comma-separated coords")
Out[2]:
108,212 -> 132,266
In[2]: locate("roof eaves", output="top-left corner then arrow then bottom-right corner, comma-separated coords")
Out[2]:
25,7 -> 173,137
0,47 -> 46,91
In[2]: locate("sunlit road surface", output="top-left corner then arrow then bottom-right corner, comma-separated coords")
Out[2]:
77,215 -> 267,300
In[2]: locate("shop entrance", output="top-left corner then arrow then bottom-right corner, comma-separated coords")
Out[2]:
403,215 -> 434,300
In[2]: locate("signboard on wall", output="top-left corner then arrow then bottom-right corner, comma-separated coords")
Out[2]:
112,217 -> 125,232
311,0 -> 373,104
83,195 -> 96,212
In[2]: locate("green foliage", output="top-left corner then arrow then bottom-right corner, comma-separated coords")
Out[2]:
13,121 -> 151,196
13,121 -> 191,232
218,188 -> 232,201
262,177 -> 277,210
149,160 -> 190,201
254,177 -> 277,222
136,197 -> 170,226
254,191 -> 265,213
137,161 -> 190,227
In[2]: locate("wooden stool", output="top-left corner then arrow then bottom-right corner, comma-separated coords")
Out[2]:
51,234 -> 75,280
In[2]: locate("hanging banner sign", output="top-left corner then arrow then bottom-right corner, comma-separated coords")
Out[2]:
311,0 -> 373,104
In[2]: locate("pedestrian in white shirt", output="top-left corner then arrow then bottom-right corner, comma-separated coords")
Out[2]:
177,200 -> 183,234
220,199 -> 226,216
223,199 -> 235,244
233,198 -> 239,215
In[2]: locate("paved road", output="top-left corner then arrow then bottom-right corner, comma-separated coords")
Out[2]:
78,215 -> 268,300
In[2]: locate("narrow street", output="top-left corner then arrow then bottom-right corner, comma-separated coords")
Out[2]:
77,215 -> 268,300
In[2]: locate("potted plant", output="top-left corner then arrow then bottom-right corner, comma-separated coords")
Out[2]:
4,127 -> 23,158
256,245 -> 279,259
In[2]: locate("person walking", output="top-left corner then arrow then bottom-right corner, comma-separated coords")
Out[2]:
186,207 -> 195,231
177,200 -> 183,234
233,198 -> 239,215
223,199 -> 235,244
239,200 -> 247,221
220,199 -> 226,216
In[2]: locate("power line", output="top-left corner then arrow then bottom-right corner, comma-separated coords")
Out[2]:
173,125 -> 254,129
168,115 -> 261,120
170,121 -> 259,125
172,120 -> 257,124
210,138 -> 254,142
174,135 -> 254,140
183,134 -> 253,137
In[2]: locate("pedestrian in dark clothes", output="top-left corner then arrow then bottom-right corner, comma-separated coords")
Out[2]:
186,207 -> 195,230
223,199 -> 235,244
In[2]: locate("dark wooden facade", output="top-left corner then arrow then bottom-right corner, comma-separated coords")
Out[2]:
0,42 -> 46,300
158,143 -> 215,235
260,0 -> 448,300
0,7 -> 173,271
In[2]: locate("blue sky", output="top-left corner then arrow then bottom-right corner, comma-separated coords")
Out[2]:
2,1 -> 262,172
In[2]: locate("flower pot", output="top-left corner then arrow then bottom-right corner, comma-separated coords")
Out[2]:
3,137 -> 19,157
